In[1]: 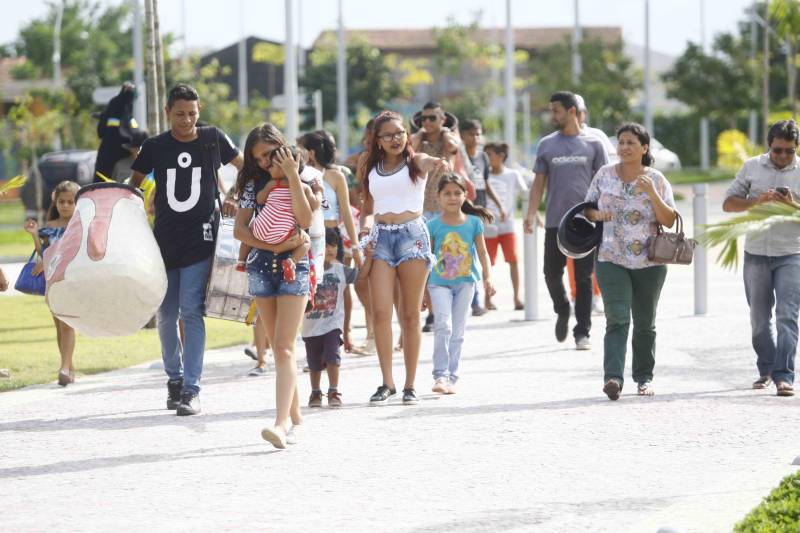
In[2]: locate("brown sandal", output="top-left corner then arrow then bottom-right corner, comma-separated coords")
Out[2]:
776,382 -> 795,397
603,379 -> 622,401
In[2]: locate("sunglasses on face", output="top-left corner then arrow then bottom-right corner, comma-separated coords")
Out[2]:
771,147 -> 798,156
421,115 -> 439,122
378,131 -> 407,142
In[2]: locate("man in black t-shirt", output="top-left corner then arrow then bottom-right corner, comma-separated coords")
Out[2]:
131,83 -> 242,416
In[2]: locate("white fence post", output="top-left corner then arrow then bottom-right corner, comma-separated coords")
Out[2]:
523,228 -> 539,321
693,183 -> 708,315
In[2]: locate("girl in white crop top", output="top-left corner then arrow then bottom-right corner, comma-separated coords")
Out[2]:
355,110 -> 451,406
367,160 -> 426,215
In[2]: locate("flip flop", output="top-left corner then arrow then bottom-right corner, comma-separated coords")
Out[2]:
776,382 -> 795,397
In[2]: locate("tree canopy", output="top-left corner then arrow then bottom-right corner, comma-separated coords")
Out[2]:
14,0 -> 133,109
299,36 -> 402,129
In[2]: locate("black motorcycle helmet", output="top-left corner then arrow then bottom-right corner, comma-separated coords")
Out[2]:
557,201 -> 603,259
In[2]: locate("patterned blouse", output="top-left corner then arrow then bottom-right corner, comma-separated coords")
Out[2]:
585,163 -> 675,269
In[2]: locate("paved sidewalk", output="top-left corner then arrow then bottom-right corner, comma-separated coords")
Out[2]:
2,188 -> 799,532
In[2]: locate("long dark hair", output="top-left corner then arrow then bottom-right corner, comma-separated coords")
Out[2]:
298,131 -> 336,169
436,173 -> 494,223
48,180 -> 80,221
359,111 -> 422,201
236,123 -> 287,196
616,122 -> 654,166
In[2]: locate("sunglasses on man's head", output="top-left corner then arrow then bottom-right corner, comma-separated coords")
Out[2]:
421,115 -> 439,122
771,147 -> 797,156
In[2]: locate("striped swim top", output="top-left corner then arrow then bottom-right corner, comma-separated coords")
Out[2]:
251,184 -> 297,244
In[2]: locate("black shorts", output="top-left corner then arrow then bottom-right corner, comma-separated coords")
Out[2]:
303,328 -> 342,372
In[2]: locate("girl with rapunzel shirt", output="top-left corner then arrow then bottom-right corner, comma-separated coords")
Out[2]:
426,173 -> 495,395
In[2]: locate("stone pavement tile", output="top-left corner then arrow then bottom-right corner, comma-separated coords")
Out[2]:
2,199 -> 800,531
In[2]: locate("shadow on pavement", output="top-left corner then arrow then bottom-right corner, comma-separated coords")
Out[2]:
380,387 -> 756,420
0,443 -> 279,479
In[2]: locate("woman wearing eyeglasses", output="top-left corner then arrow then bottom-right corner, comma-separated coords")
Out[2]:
358,110 -> 451,405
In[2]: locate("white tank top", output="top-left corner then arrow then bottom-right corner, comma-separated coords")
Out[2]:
368,160 -> 426,215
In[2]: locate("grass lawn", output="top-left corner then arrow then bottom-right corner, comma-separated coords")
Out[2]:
0,200 -> 32,259
735,471 -> 800,531
0,228 -> 33,259
0,200 -> 25,226
0,296 -> 251,392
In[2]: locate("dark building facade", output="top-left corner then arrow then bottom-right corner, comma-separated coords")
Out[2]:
200,36 -> 285,101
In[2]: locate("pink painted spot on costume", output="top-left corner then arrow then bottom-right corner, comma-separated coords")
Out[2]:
44,214 -> 83,288
82,188 -> 139,262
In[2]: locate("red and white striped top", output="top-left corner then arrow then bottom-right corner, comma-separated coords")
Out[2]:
251,185 -> 297,244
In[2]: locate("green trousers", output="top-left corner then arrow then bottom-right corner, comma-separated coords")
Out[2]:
595,261 -> 667,386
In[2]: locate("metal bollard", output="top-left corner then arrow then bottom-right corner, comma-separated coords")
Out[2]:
523,225 -> 539,321
693,183 -> 708,315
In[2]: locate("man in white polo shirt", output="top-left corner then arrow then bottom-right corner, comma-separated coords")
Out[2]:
723,119 -> 800,397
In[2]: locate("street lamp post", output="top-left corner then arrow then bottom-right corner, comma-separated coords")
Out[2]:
700,0 -> 710,171
284,0 -> 298,142
504,0 -> 515,158
336,0 -> 348,157
52,0 -> 63,151
572,0 -> 582,85
644,0 -> 653,135
238,0 -> 248,145
132,0 -> 146,128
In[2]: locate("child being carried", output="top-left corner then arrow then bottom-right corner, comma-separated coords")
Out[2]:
237,145 -> 311,281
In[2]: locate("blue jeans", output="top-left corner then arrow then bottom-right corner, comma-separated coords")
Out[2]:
429,282 -> 474,383
158,257 -> 212,394
743,252 -> 800,384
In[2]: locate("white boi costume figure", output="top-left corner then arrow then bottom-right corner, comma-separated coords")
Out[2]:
43,182 -> 167,337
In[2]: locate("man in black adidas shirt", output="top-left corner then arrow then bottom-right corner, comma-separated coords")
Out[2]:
131,84 -> 243,416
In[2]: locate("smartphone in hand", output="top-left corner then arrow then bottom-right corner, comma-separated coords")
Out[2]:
776,186 -> 790,196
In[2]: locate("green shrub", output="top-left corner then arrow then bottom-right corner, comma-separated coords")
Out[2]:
735,471 -> 800,532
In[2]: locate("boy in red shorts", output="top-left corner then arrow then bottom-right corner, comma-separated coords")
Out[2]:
483,142 -> 528,311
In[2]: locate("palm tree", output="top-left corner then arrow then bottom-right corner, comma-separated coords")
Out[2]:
770,0 -> 800,119
701,200 -> 800,269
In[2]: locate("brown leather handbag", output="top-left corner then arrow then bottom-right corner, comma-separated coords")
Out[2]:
646,212 -> 697,265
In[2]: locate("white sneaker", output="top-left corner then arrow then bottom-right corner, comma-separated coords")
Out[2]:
592,297 -> 604,315
575,336 -> 591,351
432,377 -> 449,394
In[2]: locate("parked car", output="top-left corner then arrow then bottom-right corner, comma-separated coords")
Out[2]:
608,137 -> 682,172
21,149 -> 96,218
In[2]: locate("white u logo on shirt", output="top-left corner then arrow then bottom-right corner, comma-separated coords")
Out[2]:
166,152 -> 201,212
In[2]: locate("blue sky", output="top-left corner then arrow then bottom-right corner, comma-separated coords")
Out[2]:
1,0 -> 757,58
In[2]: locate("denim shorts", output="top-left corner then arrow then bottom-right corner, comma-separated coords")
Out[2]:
246,249 -> 310,298
368,217 -> 435,268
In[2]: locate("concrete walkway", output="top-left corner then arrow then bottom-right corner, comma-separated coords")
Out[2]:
1,185 -> 798,532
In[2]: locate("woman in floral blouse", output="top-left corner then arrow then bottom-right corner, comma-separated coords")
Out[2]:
585,122 -> 677,401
